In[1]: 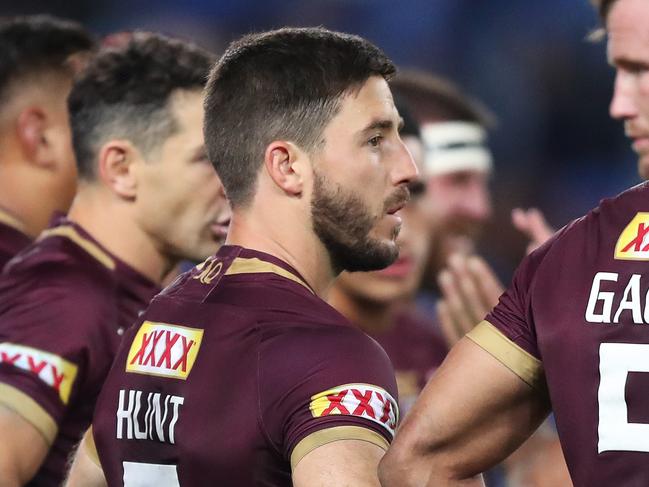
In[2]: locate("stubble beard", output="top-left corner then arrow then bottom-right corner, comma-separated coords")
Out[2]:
310,171 -> 402,274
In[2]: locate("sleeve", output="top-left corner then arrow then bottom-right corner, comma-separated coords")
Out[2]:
466,233 -> 563,391
0,264 -> 109,444
258,324 -> 399,469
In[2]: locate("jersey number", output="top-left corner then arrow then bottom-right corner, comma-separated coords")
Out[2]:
598,342 -> 649,453
123,461 -> 180,487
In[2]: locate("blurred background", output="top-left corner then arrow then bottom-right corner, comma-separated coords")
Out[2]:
1,0 -> 635,282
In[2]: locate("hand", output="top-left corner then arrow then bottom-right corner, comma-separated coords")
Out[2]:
437,253 -> 504,346
511,208 -> 554,255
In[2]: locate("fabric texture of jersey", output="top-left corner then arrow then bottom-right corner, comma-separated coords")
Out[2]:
0,216 -> 159,487
92,245 -> 399,487
467,181 -> 649,487
0,206 -> 31,271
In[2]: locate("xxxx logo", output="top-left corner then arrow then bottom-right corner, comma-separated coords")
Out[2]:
0,343 -> 78,404
126,321 -> 203,380
615,213 -> 649,261
310,384 -> 399,436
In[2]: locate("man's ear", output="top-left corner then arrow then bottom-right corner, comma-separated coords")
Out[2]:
97,140 -> 140,199
263,141 -> 307,197
16,107 -> 49,167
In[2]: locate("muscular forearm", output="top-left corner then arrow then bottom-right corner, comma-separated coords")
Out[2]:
379,442 -> 485,487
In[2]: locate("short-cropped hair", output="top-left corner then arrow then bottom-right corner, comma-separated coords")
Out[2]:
204,27 -> 396,207
0,15 -> 95,105
68,32 -> 214,179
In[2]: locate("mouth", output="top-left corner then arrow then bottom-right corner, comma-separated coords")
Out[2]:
386,201 -> 406,215
631,136 -> 649,155
210,218 -> 230,240
376,255 -> 414,278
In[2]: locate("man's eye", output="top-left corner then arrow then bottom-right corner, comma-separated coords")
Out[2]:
368,135 -> 383,147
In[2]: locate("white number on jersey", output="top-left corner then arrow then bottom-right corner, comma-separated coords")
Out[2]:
123,461 -> 180,487
598,342 -> 649,453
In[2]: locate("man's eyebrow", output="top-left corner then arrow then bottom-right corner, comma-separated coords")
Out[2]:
612,56 -> 649,71
360,118 -> 396,133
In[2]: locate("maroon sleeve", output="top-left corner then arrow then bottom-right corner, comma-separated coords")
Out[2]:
258,324 -> 399,468
0,263 -> 111,444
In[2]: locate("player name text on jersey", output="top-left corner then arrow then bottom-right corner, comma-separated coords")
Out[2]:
586,272 -> 649,324
116,389 -> 184,444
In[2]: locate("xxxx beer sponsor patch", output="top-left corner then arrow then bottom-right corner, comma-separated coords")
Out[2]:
615,213 -> 649,261
126,321 -> 203,380
0,342 -> 78,404
309,383 -> 398,436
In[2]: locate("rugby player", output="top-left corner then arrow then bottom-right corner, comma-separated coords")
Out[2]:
0,34 -> 228,486
328,103 -> 447,415
0,16 -> 95,268
66,27 -> 416,487
379,0 -> 649,485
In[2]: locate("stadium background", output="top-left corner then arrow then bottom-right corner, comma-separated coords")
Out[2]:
2,0 -> 633,282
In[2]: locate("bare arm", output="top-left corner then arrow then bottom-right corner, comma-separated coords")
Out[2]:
379,338 -> 550,487
293,439 -> 385,487
0,404 -> 50,487
64,431 -> 107,487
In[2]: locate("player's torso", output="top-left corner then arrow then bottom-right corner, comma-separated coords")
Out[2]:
532,186 -> 649,486
94,266 -> 315,486
0,222 -> 158,486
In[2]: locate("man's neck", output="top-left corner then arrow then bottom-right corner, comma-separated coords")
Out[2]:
225,211 -> 336,297
67,187 -> 173,283
327,285 -> 396,334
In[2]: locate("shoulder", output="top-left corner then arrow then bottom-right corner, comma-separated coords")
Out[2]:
0,241 -> 115,341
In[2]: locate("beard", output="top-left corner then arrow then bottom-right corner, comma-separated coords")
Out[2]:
311,171 -> 408,274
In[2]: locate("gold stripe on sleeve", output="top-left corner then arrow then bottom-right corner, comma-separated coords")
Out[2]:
0,208 -> 25,232
83,427 -> 102,468
290,425 -> 389,470
225,257 -> 314,294
38,226 -> 115,270
0,383 -> 58,445
466,321 -> 545,390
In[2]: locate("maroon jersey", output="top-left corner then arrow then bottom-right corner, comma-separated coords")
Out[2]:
0,206 -> 30,270
91,245 -> 399,487
0,216 -> 159,487
370,308 -> 447,415
467,181 -> 649,487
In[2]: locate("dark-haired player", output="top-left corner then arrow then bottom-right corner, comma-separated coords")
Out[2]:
0,15 -> 95,268
68,27 -> 416,487
380,1 -> 649,486
0,33 -> 228,486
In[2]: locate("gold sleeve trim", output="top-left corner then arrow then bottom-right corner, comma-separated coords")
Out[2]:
0,383 -> 58,445
226,257 -> 314,294
0,208 -> 25,233
39,226 -> 115,270
466,321 -> 545,390
290,425 -> 389,470
83,427 -> 102,468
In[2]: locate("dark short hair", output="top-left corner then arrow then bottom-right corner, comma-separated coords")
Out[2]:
68,32 -> 214,179
204,27 -> 396,207
0,15 -> 95,105
390,70 -> 496,129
